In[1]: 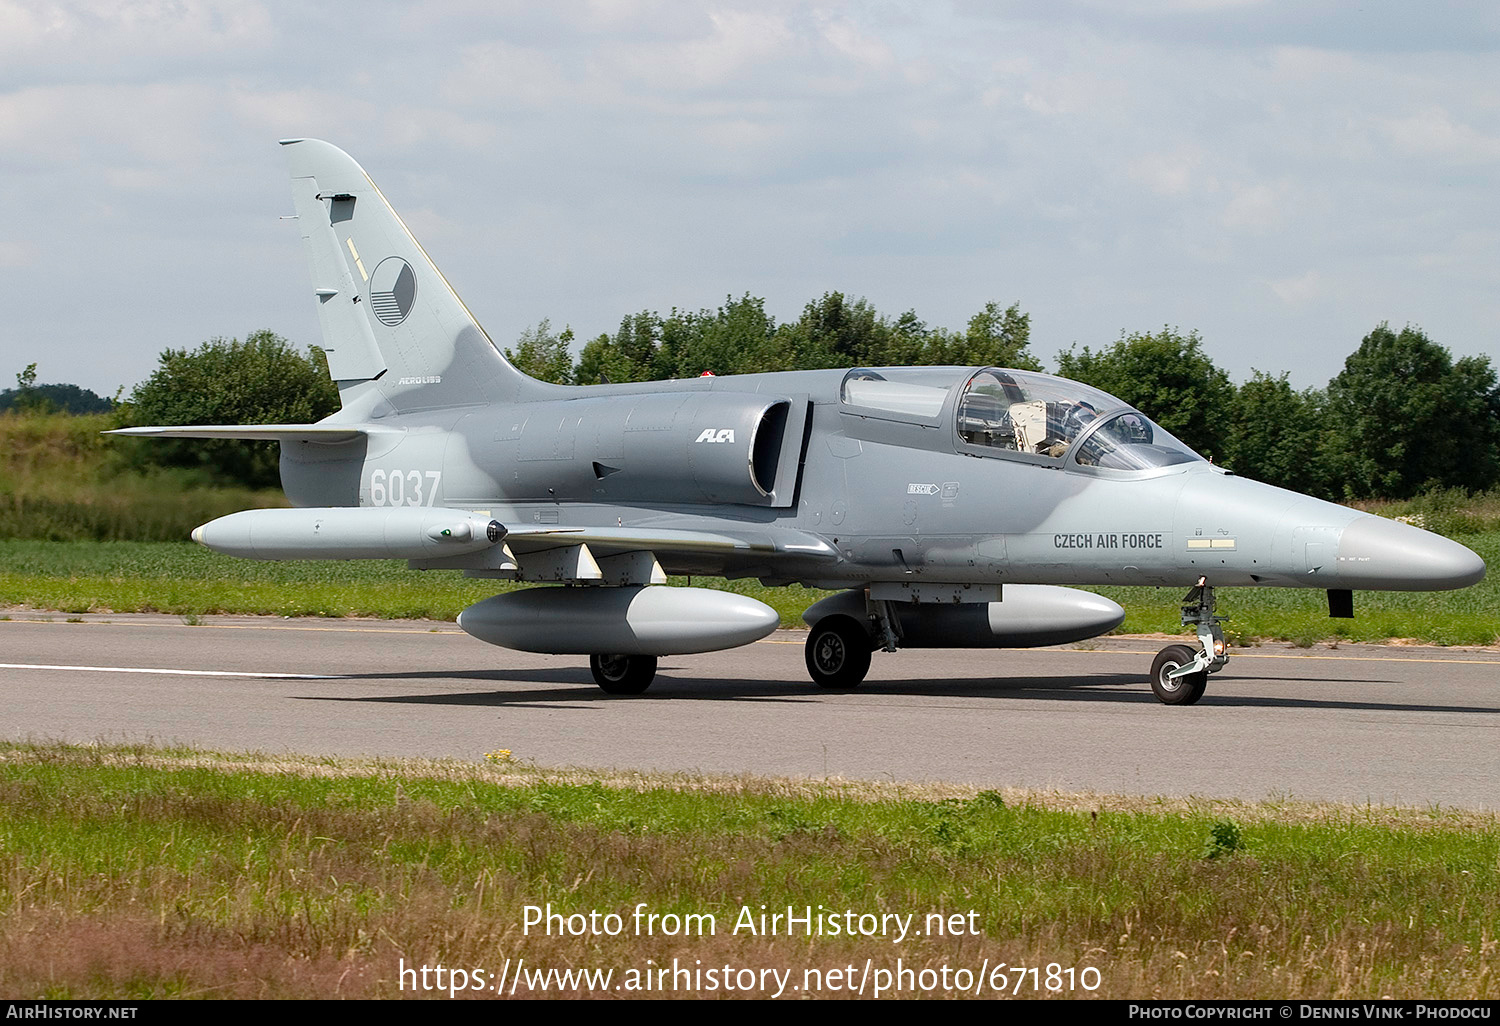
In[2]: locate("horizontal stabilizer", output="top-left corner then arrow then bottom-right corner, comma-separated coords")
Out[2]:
107,424 -> 383,443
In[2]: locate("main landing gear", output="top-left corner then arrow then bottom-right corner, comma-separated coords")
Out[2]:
1150,578 -> 1228,705
804,597 -> 898,689
804,615 -> 875,689
589,653 -> 657,695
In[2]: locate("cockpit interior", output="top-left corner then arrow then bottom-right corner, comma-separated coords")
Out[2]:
841,366 -> 1203,472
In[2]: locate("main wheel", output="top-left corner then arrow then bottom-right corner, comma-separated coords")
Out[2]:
1150,644 -> 1208,705
589,653 -> 657,695
805,616 -> 872,689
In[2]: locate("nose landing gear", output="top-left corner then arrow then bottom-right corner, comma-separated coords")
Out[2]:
1150,578 -> 1228,705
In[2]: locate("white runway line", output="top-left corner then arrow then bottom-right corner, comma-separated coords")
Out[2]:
0,663 -> 343,680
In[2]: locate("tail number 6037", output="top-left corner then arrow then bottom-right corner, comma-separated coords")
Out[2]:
370,469 -> 442,507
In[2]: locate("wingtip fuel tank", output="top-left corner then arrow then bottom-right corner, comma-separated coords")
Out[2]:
192,507 -> 505,561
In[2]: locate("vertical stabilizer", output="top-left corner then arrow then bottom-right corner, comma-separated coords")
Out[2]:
281,138 -> 560,413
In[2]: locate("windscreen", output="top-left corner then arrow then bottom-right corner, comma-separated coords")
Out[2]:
1071,411 -> 1201,470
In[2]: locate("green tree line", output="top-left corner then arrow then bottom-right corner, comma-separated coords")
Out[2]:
507,293 -> 1037,385
0,363 -> 114,415
11,299 -> 1497,503
510,297 -> 1499,502
1053,322 -> 1500,501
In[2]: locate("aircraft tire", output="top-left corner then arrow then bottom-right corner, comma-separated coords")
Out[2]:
805,616 -> 872,689
590,653 -> 657,695
1150,644 -> 1207,705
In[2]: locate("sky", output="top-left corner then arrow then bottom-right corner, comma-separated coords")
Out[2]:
2,0 -> 1497,398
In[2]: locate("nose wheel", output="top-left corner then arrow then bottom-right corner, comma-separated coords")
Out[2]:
1149,578 -> 1227,706
1150,644 -> 1208,705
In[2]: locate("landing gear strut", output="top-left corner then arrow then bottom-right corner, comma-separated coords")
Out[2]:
1150,577 -> 1228,706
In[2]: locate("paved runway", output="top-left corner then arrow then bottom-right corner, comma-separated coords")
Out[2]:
2,613 -> 1498,809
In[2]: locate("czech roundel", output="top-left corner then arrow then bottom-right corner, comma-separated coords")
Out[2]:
369,257 -> 417,326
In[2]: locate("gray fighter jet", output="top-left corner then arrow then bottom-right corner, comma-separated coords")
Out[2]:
114,140 -> 1486,704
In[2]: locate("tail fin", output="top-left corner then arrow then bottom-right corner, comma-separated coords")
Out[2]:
282,138 -> 560,414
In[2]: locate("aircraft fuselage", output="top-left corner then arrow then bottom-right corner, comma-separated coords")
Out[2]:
278,364 -> 1483,597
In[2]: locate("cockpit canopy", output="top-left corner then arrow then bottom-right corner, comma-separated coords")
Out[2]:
841,366 -> 1204,472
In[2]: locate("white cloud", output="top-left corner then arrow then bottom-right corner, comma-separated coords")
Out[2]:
1065,0 -> 1264,12
0,0 -> 273,69
0,1 -> 69,50
0,81 -> 228,164
817,13 -> 895,72
1017,71 -> 1116,117
442,40 -> 580,111
227,88 -> 380,140
1221,180 -> 1296,233
695,116 -> 785,155
1381,106 -> 1500,163
1129,147 -> 1209,197
600,9 -> 797,92
1267,270 -> 1330,306
0,239 -> 38,268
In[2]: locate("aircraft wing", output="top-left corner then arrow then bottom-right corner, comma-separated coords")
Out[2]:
500,525 -> 837,559
412,520 -> 840,582
188,505 -> 839,582
107,424 -> 379,443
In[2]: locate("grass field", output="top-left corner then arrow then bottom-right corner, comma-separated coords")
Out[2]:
1,741 -> 1496,1000
2,536 -> 1496,645
0,539 -> 830,624
0,410 -> 286,542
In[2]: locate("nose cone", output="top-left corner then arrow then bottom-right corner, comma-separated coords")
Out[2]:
1336,516 -> 1486,591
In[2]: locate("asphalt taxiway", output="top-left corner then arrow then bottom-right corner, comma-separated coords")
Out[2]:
2,613 -> 1497,809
